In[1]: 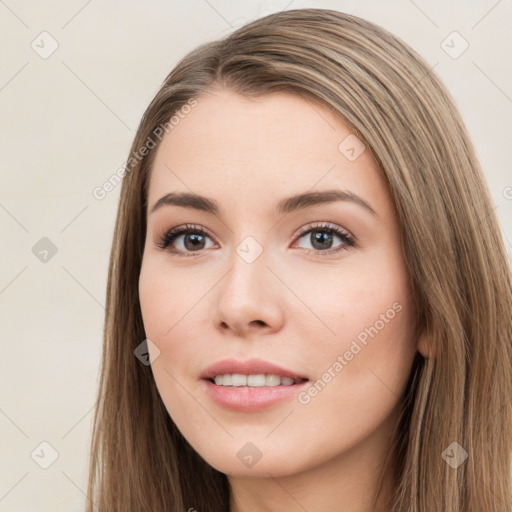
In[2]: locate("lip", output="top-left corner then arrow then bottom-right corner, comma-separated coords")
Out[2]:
200,358 -> 310,412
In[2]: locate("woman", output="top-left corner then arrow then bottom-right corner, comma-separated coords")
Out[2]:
86,8 -> 512,511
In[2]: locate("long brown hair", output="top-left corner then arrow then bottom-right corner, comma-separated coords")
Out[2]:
86,8 -> 512,511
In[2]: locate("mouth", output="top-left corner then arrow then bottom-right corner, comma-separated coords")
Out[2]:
200,358 -> 310,412
200,357 -> 309,384
206,373 -> 308,387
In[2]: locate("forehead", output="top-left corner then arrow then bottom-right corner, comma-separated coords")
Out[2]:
147,88 -> 389,218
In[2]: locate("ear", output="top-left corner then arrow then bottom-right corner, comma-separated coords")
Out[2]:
416,328 -> 433,359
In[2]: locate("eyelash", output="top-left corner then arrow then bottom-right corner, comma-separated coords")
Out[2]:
156,222 -> 356,258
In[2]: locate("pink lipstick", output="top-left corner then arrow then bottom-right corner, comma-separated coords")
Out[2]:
200,358 -> 309,412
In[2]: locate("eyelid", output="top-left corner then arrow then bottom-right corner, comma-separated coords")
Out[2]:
294,221 -> 353,239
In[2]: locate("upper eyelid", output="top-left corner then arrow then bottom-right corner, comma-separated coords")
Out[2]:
295,222 -> 352,237
166,222 -> 351,237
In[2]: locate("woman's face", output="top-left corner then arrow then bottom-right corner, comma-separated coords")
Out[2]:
138,88 -> 422,477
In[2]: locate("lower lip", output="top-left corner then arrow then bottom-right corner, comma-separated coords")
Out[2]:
202,379 -> 309,412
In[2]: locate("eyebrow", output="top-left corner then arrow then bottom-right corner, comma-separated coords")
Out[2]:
149,189 -> 377,217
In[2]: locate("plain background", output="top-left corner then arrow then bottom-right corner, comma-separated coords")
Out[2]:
0,0 -> 510,510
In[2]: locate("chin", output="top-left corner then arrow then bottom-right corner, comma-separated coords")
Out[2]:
207,455 -> 299,478
188,437 -> 318,478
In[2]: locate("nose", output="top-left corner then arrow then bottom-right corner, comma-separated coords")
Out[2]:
215,247 -> 285,337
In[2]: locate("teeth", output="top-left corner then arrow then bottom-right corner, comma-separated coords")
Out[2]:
232,374 -> 247,386
213,373 -> 298,387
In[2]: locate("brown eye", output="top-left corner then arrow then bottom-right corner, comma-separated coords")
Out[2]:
294,223 -> 355,255
157,224 -> 215,256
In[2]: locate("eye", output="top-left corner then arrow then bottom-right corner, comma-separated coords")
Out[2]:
156,224 -> 216,257
293,222 -> 355,256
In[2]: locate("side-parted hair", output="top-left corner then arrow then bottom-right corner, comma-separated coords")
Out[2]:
87,8 -> 512,511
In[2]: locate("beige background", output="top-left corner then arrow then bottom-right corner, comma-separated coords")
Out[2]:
0,0 -> 510,510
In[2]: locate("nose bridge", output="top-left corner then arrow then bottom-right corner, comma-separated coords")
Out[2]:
223,236 -> 270,303
215,234 -> 283,333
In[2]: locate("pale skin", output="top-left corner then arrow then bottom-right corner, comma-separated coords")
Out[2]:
138,88 -> 430,512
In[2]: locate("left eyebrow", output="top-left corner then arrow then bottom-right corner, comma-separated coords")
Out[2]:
148,189 -> 377,217
275,189 -> 377,216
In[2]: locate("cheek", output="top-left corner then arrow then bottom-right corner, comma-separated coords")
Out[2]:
288,254 -> 411,347
138,255 -> 216,384
139,268 -> 167,341
138,256 -> 198,339
293,252 -> 416,400
302,279 -> 415,407
290,294 -> 416,465
138,259 -> 203,420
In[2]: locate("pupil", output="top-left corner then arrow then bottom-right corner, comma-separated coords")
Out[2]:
312,231 -> 332,250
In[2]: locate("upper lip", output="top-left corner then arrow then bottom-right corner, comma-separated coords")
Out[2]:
200,358 -> 309,381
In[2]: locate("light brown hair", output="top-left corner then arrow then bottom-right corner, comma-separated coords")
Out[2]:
86,8 -> 512,511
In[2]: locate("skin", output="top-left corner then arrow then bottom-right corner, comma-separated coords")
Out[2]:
138,88 -> 429,512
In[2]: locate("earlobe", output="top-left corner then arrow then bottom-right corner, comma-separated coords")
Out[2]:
416,329 -> 433,359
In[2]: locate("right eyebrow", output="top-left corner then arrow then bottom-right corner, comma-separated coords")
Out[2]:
149,192 -> 219,215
